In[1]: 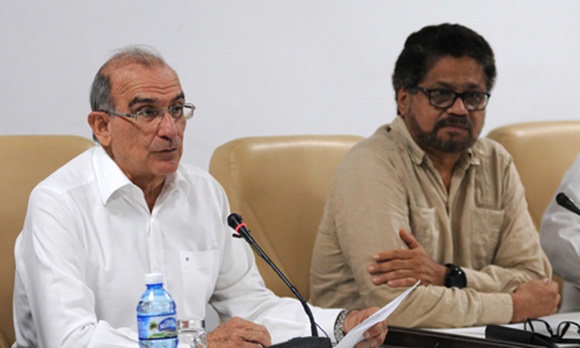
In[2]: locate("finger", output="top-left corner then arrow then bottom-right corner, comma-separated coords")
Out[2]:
372,267 -> 418,285
227,319 -> 271,347
399,229 -> 420,249
236,335 -> 271,347
372,270 -> 417,286
242,329 -> 271,347
372,250 -> 396,262
372,249 -> 412,263
354,339 -> 373,348
370,262 -> 415,281
367,260 -> 405,274
238,342 -> 267,348
354,335 -> 382,348
363,321 -> 387,339
385,277 -> 419,287
365,320 -> 388,347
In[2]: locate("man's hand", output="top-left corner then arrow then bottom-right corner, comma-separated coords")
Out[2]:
367,229 -> 447,287
207,317 -> 271,348
511,279 -> 560,323
342,308 -> 388,348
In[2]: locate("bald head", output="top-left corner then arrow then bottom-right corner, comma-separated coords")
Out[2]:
90,45 -> 172,113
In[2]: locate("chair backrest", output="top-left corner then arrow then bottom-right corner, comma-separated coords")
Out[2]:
487,121 -> 580,230
0,135 -> 94,347
209,135 -> 363,299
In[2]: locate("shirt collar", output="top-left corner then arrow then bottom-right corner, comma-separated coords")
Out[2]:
92,145 -> 189,205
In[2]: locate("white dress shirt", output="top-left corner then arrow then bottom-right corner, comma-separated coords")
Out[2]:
541,153 -> 580,312
13,146 -> 340,348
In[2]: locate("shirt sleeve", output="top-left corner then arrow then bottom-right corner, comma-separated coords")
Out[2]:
208,184 -> 343,344
317,143 -> 547,328
464,157 -> 552,293
541,154 -> 580,285
15,187 -> 138,348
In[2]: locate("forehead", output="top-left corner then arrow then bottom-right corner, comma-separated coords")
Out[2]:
109,63 -> 183,107
422,56 -> 486,89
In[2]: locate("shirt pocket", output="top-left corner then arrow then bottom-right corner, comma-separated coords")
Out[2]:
409,206 -> 437,256
179,250 -> 219,318
471,207 -> 505,268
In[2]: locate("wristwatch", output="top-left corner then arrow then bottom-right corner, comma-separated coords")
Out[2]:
334,309 -> 350,342
444,263 -> 467,288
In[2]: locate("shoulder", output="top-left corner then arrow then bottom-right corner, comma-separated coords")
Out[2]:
472,137 -> 513,168
342,125 -> 401,164
34,147 -> 96,195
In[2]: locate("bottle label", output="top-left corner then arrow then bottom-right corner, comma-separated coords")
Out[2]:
137,314 -> 177,340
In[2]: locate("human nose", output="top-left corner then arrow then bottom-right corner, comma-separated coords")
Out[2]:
446,95 -> 469,115
157,111 -> 179,138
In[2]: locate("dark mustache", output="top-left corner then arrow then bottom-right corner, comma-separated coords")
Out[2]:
434,117 -> 472,131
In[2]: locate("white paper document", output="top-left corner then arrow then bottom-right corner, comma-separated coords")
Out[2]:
336,280 -> 420,348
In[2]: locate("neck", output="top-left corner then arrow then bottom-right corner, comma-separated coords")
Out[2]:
134,176 -> 165,212
424,149 -> 462,192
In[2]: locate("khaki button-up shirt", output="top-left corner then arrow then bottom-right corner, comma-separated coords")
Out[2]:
310,116 -> 551,328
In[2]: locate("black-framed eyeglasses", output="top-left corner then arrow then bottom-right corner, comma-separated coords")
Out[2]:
412,86 -> 490,111
524,318 -> 580,344
106,103 -> 196,124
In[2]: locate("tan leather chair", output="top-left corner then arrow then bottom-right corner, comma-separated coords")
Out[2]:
487,121 -> 580,298
209,135 -> 363,299
0,135 -> 94,347
487,121 -> 580,230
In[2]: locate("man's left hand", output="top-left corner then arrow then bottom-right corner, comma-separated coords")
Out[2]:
343,308 -> 388,348
367,229 -> 447,287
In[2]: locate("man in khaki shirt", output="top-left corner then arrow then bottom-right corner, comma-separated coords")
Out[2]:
310,23 -> 560,328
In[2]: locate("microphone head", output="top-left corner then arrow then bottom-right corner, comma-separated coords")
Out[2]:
556,192 -> 569,206
556,192 -> 580,216
227,213 -> 244,230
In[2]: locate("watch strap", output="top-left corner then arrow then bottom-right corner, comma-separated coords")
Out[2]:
334,309 -> 351,342
445,263 -> 467,288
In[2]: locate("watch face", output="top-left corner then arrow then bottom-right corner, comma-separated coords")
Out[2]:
445,264 -> 467,288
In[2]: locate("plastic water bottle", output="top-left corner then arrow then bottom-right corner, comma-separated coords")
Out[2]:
178,319 -> 207,348
137,273 -> 178,348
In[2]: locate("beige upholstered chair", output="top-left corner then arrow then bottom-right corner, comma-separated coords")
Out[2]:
487,121 -> 580,296
0,135 -> 94,347
487,121 -> 580,230
209,135 -> 363,299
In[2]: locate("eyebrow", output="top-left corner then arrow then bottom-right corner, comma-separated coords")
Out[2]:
128,92 -> 186,109
431,82 -> 485,92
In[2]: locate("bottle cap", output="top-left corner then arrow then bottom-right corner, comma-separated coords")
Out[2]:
145,273 -> 164,285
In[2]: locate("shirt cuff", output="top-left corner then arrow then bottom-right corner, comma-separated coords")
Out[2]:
478,292 -> 513,324
310,306 -> 344,342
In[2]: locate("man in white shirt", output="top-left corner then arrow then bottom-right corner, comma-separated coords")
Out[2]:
12,46 -> 388,348
541,155 -> 580,312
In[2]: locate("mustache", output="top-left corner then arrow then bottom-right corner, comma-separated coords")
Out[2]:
152,139 -> 182,152
434,117 -> 473,132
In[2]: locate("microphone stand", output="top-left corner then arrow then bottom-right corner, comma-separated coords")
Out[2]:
228,213 -> 332,348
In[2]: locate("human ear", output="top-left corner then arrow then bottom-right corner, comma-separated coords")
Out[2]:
88,111 -> 112,146
396,87 -> 411,118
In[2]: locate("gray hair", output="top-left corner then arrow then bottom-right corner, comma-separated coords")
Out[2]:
89,45 -> 167,112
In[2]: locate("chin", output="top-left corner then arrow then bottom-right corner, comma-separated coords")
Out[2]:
153,162 -> 180,176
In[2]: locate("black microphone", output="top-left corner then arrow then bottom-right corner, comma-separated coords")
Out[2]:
227,213 -> 332,348
556,192 -> 580,216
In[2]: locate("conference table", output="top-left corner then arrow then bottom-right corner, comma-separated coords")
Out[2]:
382,311 -> 580,347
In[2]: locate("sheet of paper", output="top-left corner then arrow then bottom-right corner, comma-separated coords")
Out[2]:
336,280 -> 420,348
